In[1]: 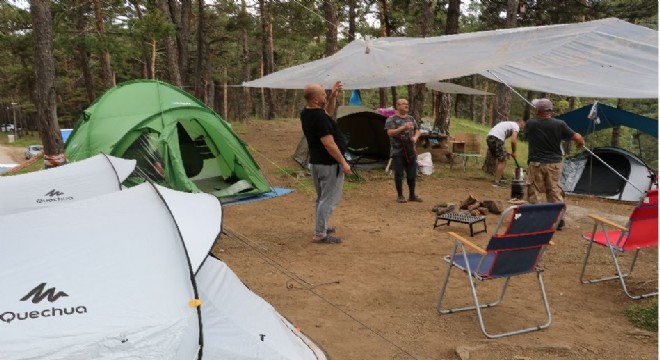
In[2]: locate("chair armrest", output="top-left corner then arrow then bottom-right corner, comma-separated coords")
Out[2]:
448,231 -> 487,256
587,214 -> 627,232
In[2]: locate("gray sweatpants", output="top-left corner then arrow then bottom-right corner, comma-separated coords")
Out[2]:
310,163 -> 345,237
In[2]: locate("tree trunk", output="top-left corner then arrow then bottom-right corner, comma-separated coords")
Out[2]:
434,93 -> 451,135
485,0 -> 518,174
74,0 -> 95,103
470,75 -> 476,121
149,39 -> 156,79
436,0 -> 460,133
611,99 -> 623,147
480,81 -> 488,125
410,0 -> 432,121
323,0 -> 337,56
159,0 -> 182,87
259,0 -> 277,119
493,0 -> 518,125
240,1 -> 251,122
194,0 -> 204,99
31,0 -> 65,168
379,89 -> 387,108
378,0 -> 390,109
177,0 -> 191,84
523,90 -> 533,121
92,0 -> 114,90
348,0 -> 356,40
222,69 -> 228,120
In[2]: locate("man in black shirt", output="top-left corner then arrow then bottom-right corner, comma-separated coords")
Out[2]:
526,98 -> 584,229
300,81 -> 351,244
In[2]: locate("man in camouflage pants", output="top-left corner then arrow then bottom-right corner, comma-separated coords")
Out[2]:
525,98 -> 584,230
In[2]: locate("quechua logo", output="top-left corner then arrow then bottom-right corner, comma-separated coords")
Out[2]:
36,189 -> 74,204
1,283 -> 87,325
44,189 -> 65,197
20,283 -> 69,303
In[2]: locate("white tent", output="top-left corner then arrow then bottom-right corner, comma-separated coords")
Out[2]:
243,18 -> 657,99
0,183 -> 221,359
0,179 -> 327,359
197,256 -> 328,360
0,154 -> 136,216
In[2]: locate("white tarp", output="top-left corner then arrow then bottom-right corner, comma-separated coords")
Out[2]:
425,82 -> 494,95
197,256 -> 327,360
243,18 -> 657,98
0,183 -> 221,359
0,154 -> 136,216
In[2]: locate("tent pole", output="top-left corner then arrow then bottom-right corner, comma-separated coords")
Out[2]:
582,146 -> 645,195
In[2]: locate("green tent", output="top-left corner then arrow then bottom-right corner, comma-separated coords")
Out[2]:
65,79 -> 271,200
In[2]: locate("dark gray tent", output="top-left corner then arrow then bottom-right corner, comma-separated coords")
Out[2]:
294,106 -> 389,168
561,147 -> 656,202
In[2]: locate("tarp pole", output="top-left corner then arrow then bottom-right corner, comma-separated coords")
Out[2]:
582,146 -> 645,195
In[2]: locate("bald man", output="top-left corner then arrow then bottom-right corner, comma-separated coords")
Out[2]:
300,81 -> 351,244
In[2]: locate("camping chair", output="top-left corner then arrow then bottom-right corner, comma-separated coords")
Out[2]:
343,132 -> 367,183
579,189 -> 658,299
436,202 -> 566,339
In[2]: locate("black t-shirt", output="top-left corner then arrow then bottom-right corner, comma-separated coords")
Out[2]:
526,117 -> 576,164
300,108 -> 347,165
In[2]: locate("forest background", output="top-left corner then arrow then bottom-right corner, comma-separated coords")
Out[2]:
0,0 -> 657,168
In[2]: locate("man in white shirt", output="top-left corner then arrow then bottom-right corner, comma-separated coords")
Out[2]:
486,120 -> 524,188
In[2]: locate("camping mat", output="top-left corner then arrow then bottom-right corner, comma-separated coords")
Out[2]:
222,187 -> 293,207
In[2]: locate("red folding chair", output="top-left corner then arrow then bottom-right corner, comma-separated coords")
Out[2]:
579,189 -> 658,299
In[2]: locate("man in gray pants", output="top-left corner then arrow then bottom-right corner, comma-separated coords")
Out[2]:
300,81 -> 352,244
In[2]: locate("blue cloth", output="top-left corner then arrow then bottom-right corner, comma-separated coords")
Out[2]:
557,103 -> 657,138
349,90 -> 362,106
222,187 -> 293,207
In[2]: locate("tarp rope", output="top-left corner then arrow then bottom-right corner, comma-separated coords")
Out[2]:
583,145 -> 644,195
221,226 -> 420,360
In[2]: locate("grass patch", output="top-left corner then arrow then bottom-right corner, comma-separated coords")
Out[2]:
624,300 -> 658,332
0,158 -> 44,176
0,132 -> 42,147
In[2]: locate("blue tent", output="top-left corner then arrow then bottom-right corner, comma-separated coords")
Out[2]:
557,103 -> 657,138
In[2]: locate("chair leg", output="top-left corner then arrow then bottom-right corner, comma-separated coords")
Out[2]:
477,271 -> 552,339
581,241 -> 657,299
437,250 -> 507,315
580,224 -> 631,284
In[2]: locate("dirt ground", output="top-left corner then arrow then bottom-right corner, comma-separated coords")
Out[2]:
216,118 -> 657,360
0,144 -> 23,164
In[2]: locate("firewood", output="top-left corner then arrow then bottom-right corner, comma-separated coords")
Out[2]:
481,199 -> 504,214
478,207 -> 489,215
459,195 -> 479,210
467,203 -> 480,211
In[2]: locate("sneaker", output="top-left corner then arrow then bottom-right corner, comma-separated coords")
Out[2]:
409,195 -> 423,202
501,175 -> 508,181
317,235 -> 342,244
397,196 -> 407,203
492,181 -> 507,189
557,219 -> 565,231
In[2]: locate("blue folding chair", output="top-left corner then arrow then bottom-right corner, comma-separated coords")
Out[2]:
436,202 -> 566,339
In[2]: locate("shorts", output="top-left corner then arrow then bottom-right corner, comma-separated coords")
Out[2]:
486,135 -> 506,161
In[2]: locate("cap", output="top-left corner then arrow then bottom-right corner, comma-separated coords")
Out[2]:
532,98 -> 553,113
